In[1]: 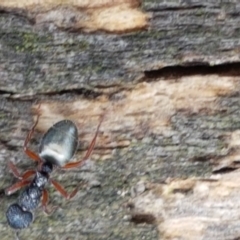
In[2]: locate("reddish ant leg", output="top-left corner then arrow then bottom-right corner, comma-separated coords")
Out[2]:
8,161 -> 35,180
5,180 -> 31,196
24,104 -> 42,162
51,180 -> 78,199
62,114 -> 104,170
42,189 -> 58,214
7,161 -> 22,179
21,170 -> 36,180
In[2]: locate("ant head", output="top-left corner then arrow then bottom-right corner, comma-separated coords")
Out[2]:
41,161 -> 53,174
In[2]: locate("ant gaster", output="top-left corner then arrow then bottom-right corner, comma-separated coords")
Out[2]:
5,108 -> 104,230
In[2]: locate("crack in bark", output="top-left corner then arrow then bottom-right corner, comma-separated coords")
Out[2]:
144,62 -> 240,80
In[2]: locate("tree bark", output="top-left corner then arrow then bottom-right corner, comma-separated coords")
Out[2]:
1,0 -> 240,239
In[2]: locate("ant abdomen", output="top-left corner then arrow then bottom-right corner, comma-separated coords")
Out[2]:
6,204 -> 33,229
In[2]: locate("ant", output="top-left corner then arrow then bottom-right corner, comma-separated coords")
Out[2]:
5,106 -> 104,230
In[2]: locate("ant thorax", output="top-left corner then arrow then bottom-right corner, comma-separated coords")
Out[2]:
18,186 -> 42,211
33,172 -> 49,189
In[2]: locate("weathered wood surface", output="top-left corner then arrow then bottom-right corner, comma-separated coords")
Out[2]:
1,0 -> 240,239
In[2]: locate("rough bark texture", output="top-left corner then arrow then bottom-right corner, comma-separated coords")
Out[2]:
1,0 -> 240,239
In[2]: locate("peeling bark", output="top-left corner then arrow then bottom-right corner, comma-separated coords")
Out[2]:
0,0 -> 147,33
130,172 -> 240,240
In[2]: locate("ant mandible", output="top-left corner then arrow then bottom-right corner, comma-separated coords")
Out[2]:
5,105 -> 104,230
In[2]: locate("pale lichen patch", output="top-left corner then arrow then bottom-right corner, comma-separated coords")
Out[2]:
0,0 -> 139,9
83,5 -> 148,33
0,0 -> 147,33
160,218 -> 207,240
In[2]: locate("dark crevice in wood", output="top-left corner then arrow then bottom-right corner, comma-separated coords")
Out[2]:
146,5 -> 208,12
0,90 -> 13,95
144,62 -> 240,79
172,188 -> 193,195
131,213 -> 156,225
212,167 -> 237,174
44,88 -> 102,99
189,155 -> 214,162
1,88 -> 103,100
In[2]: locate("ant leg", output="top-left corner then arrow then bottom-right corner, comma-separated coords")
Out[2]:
21,170 -> 36,180
5,179 -> 31,195
42,189 -> 58,214
23,104 -> 42,162
50,179 -> 78,199
62,114 -> 104,169
15,231 -> 20,240
8,161 -> 35,180
7,161 -> 22,179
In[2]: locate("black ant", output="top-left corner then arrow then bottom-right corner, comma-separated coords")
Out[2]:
5,106 -> 104,230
